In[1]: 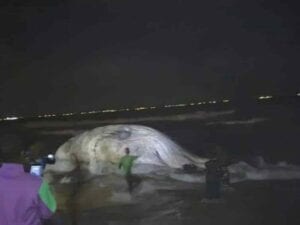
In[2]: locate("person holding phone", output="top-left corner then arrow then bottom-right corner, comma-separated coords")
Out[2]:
0,138 -> 57,225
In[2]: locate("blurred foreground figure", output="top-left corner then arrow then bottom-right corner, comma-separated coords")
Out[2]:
203,145 -> 229,202
204,159 -> 224,200
0,137 -> 57,225
214,146 -> 231,186
119,147 -> 139,193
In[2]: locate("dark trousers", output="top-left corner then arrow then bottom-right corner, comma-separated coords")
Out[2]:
125,174 -> 140,193
206,180 -> 221,199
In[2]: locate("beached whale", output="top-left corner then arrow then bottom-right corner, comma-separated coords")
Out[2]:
45,125 -> 208,175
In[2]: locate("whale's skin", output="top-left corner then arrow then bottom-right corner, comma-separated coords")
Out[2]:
45,125 -> 208,175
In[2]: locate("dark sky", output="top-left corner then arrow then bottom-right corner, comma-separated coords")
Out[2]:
0,0 -> 299,116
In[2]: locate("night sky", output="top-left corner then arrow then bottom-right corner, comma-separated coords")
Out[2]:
0,0 -> 299,116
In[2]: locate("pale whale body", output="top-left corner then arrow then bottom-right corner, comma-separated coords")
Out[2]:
46,125 -> 300,183
45,125 -> 207,175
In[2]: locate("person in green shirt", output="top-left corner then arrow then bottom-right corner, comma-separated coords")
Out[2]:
119,147 -> 138,193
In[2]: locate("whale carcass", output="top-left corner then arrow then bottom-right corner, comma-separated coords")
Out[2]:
45,125 -> 207,175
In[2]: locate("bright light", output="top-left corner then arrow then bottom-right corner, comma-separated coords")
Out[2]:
42,114 -> 57,118
134,107 -> 148,111
62,113 -> 74,116
102,109 -> 117,113
47,154 -> 54,159
44,114 -> 54,118
297,93 -> 300,96
4,116 -> 19,121
259,96 -> 272,100
222,99 -> 230,103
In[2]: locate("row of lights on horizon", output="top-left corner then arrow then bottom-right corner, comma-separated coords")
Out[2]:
1,93 -> 299,122
0,99 -> 230,121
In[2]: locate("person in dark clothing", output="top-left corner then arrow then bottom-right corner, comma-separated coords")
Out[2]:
205,159 -> 224,199
214,146 -> 231,186
203,145 -> 232,202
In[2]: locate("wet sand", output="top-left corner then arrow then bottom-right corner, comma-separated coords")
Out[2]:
48,179 -> 300,225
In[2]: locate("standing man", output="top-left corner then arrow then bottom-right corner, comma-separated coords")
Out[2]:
202,145 -> 231,202
118,147 -> 138,193
204,158 -> 224,200
0,139 -> 57,225
213,146 -> 230,186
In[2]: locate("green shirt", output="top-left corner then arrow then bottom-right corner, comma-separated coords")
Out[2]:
39,180 -> 57,213
119,155 -> 138,176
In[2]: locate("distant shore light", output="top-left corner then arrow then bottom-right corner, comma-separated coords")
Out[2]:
102,109 -> 117,113
259,96 -> 272,100
7,94 -> 293,121
4,116 -> 19,121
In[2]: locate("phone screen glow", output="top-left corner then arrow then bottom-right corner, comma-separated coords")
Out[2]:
30,165 -> 43,176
